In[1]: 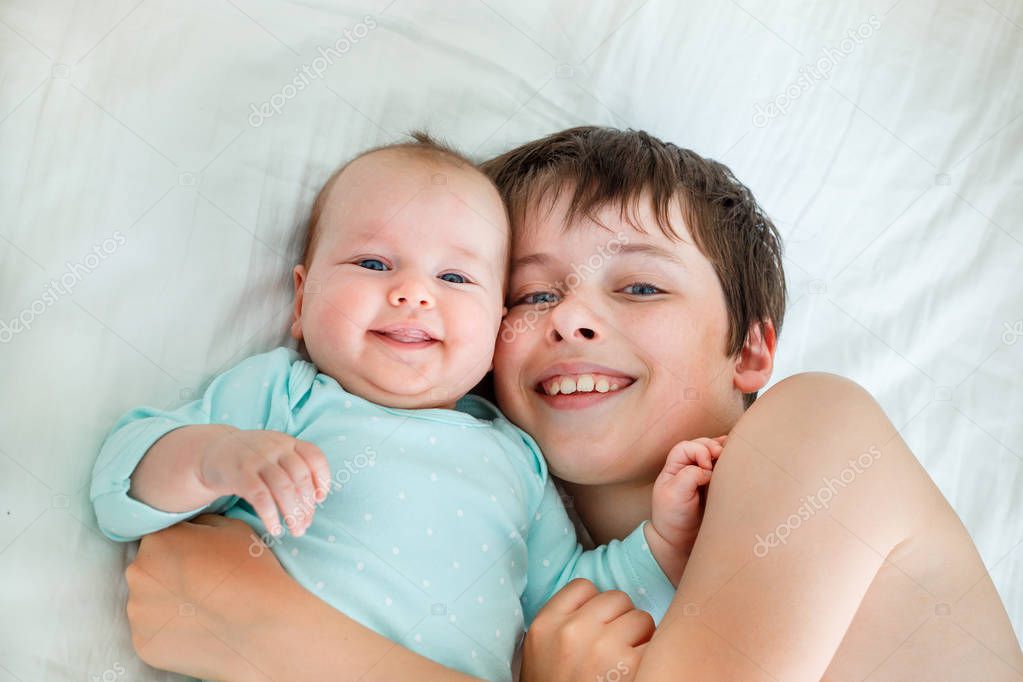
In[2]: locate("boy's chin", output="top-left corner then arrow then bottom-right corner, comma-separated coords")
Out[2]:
543,445 -> 644,486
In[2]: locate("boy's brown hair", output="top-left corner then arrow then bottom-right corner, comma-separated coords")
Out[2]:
300,131 -> 486,268
480,126 -> 786,408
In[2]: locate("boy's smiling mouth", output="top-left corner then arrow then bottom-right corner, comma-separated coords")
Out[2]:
533,362 -> 636,408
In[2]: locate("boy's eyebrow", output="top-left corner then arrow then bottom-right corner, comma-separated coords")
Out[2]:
513,243 -> 686,270
615,243 -> 687,266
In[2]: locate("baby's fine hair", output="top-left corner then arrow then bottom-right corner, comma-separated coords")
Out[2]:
299,131 -> 488,268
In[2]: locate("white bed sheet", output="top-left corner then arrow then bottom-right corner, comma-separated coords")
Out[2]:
1,0 -> 1020,679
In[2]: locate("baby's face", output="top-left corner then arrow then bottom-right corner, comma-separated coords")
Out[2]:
291,150 -> 509,409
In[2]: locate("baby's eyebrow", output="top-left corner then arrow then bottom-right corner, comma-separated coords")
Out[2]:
449,243 -> 486,266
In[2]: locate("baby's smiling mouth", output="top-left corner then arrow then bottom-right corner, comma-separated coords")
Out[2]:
370,323 -> 440,347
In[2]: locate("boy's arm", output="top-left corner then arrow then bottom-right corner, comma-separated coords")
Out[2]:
127,515 -> 481,681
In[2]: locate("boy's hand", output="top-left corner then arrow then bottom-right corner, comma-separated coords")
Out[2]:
520,579 -> 652,682
197,428 -> 332,537
645,436 -> 727,584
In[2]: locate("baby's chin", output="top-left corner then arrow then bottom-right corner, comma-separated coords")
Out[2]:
354,372 -> 475,410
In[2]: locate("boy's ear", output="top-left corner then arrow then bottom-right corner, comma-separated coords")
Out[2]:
290,264 -> 307,341
733,320 -> 776,394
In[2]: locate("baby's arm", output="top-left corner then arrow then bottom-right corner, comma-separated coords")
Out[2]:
521,479 -> 678,625
646,436 -> 726,584
130,424 -> 331,537
128,424 -> 237,512
91,348 -> 326,541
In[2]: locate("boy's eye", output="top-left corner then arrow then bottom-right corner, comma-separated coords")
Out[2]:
620,282 -> 664,296
513,290 -> 560,306
438,272 -> 470,284
356,258 -> 389,271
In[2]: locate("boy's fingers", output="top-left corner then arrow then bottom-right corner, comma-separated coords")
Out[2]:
577,589 -> 636,624
607,608 -> 656,646
544,578 -> 600,615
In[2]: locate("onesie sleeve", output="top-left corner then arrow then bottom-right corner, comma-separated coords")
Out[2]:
521,476 -> 678,626
90,347 -> 305,542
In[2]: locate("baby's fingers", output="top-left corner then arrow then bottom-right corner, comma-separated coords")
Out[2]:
278,452 -> 318,532
259,466 -> 306,537
294,439 -> 332,502
663,441 -> 700,474
685,440 -> 716,470
658,464 -> 712,508
239,474 -> 283,537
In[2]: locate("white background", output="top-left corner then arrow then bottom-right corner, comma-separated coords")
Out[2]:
1,1 -> 1020,679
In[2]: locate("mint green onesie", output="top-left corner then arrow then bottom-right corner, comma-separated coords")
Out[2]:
91,347 -> 675,681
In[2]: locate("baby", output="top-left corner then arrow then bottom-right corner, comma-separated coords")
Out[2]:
91,135 -> 718,681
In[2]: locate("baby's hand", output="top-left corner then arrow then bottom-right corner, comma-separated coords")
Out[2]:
197,429 -> 332,537
650,436 -> 727,560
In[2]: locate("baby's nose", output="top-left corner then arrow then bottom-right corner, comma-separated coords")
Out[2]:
388,280 -> 435,309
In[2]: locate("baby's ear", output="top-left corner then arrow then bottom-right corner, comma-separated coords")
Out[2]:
733,319 -> 776,394
291,264 -> 307,341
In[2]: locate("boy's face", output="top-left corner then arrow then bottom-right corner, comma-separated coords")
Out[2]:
292,151 -> 508,409
494,191 -> 761,485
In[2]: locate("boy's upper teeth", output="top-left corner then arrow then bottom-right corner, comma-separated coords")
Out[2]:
540,374 -> 629,396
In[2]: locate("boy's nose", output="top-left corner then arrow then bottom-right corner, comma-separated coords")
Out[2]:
388,279 -> 435,309
548,298 -> 599,342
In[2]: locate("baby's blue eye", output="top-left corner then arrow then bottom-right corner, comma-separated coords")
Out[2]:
357,258 -> 388,271
622,282 -> 662,296
439,273 -> 468,284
